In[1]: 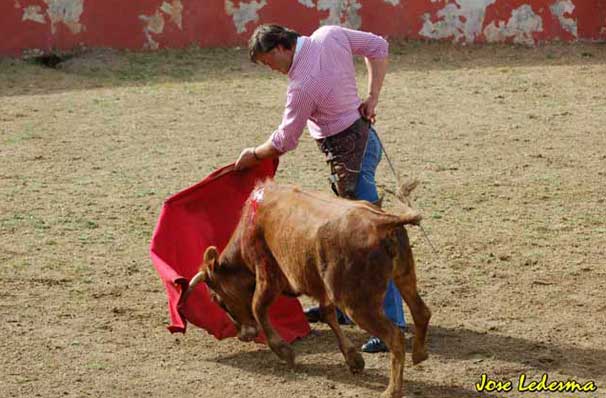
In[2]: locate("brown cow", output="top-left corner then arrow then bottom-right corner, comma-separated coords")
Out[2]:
186,181 -> 431,398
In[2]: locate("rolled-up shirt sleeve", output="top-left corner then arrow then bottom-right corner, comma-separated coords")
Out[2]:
339,26 -> 388,59
270,86 -> 315,153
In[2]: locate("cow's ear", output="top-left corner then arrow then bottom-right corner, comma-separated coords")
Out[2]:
203,246 -> 219,273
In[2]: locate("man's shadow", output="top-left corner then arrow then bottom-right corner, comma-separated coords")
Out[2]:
426,325 -> 606,380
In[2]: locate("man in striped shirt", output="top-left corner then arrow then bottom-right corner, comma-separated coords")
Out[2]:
234,24 -> 405,353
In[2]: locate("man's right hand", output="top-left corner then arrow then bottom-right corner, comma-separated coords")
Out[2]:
234,147 -> 260,170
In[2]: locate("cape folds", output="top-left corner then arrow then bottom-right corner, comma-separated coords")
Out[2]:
150,159 -> 311,343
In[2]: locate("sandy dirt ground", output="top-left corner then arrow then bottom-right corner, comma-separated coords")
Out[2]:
1,42 -> 605,398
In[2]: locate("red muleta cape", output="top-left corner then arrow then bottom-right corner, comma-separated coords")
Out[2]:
150,159 -> 311,343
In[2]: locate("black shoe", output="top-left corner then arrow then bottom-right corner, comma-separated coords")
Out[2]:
304,306 -> 322,323
361,336 -> 388,353
304,306 -> 352,325
336,308 -> 352,325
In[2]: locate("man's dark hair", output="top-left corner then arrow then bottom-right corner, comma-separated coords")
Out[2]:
248,24 -> 300,63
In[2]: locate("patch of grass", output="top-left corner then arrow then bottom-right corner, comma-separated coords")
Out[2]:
8,259 -> 30,271
31,217 -> 50,231
0,213 -> 49,231
86,362 -> 107,370
92,97 -> 116,108
431,211 -> 443,219
84,220 -> 99,229
78,233 -> 92,244
136,189 -> 156,197
73,263 -> 93,275
4,126 -> 39,145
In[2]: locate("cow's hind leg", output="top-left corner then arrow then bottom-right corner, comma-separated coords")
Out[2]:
252,276 -> 295,367
349,306 -> 406,398
320,302 -> 364,374
392,229 -> 431,365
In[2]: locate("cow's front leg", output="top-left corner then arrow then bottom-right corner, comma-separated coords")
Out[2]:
320,303 -> 364,374
252,275 -> 295,367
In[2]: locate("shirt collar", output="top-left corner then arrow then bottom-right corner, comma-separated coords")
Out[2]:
288,36 -> 306,78
295,36 -> 303,54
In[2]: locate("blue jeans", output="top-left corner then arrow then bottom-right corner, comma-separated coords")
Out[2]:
353,127 -> 406,328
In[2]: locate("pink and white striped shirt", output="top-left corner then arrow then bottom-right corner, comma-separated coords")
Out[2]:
270,25 -> 388,153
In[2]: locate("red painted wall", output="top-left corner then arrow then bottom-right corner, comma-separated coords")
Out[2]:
1,0 -> 604,56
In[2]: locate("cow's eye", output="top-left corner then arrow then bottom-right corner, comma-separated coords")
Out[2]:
212,297 -> 234,318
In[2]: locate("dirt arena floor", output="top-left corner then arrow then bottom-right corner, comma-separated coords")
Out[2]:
1,41 -> 605,398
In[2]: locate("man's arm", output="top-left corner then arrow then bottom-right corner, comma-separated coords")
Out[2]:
234,87 -> 314,170
360,56 -> 388,123
336,26 -> 389,123
234,138 -> 281,170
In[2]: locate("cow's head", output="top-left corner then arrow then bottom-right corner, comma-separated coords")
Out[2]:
189,246 -> 258,342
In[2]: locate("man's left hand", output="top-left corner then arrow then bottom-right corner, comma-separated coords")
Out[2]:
359,96 -> 378,124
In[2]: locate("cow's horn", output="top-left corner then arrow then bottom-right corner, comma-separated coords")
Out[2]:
182,269 -> 206,302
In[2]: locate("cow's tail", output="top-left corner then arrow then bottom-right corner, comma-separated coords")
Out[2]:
378,177 -> 422,227
390,209 -> 422,227
373,209 -> 422,233
398,209 -> 422,226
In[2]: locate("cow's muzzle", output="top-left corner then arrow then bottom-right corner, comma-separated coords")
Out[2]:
238,325 -> 259,342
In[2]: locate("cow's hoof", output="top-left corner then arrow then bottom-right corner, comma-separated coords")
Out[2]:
412,348 -> 428,365
273,343 -> 296,367
380,389 -> 403,398
346,350 -> 365,374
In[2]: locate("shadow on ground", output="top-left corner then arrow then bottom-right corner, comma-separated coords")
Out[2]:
213,338 -> 503,398
428,325 -> 606,380
212,324 -> 605,385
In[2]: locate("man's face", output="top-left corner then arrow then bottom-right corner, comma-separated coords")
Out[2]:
256,45 -> 293,75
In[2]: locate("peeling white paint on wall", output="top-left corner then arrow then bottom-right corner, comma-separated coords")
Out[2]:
139,1 -> 183,50
22,5 -> 46,24
142,11 -> 165,35
44,0 -> 85,34
19,0 -> 85,34
140,11 -> 165,50
161,0 -> 184,30
550,0 -> 577,38
383,0 -> 400,5
483,5 -> 543,46
420,0 -> 496,43
225,0 -> 267,34
319,0 -> 363,28
298,0 -> 315,7
297,0 -> 362,29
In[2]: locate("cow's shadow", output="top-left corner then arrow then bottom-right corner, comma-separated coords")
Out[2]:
215,342 -> 498,398
213,323 -> 605,393
213,331 -> 504,398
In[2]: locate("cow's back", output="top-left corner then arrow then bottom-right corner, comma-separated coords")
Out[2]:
250,183 -> 393,299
